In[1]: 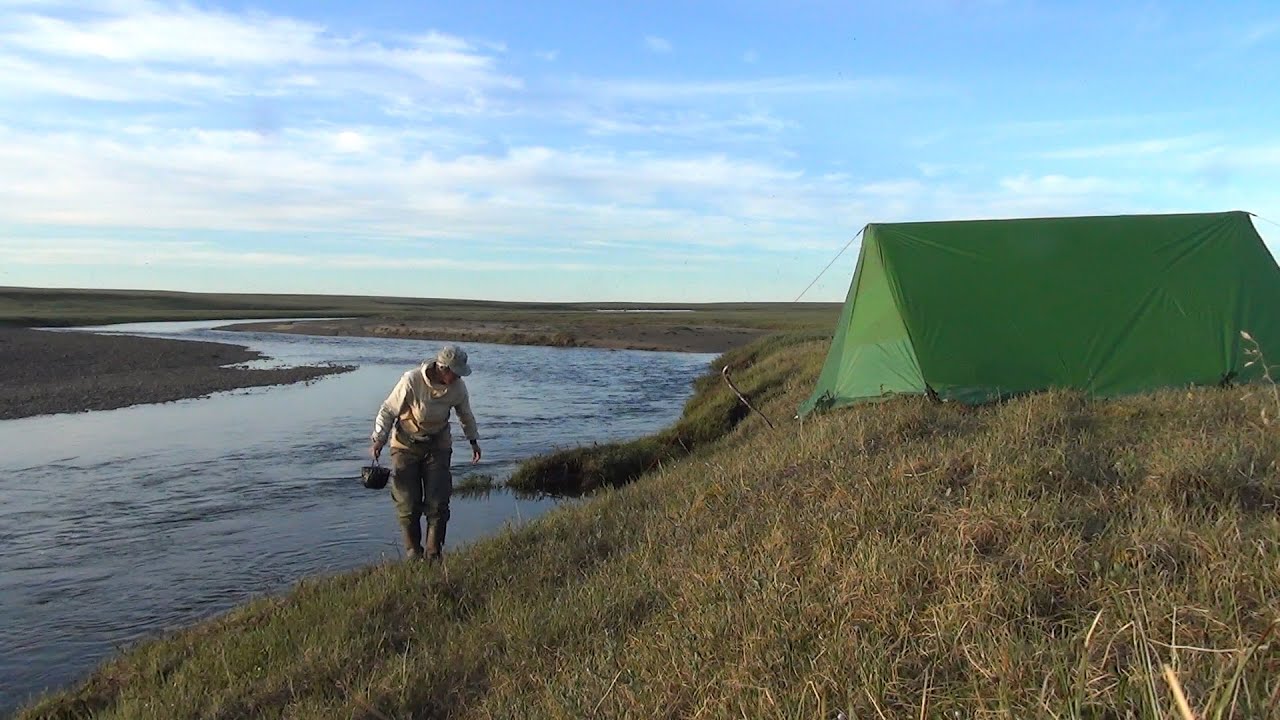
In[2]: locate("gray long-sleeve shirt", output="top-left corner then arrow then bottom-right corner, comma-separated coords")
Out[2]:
372,363 -> 479,449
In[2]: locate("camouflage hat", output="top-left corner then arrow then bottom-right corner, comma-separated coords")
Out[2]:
435,344 -> 472,376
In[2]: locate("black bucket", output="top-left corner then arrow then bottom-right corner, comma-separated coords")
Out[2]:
362,463 -> 390,489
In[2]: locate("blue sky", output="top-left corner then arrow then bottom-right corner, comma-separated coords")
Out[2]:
2,0 -> 1279,302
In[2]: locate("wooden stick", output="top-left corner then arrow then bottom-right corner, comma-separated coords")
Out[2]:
721,365 -> 776,430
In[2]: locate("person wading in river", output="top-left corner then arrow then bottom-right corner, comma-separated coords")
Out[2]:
370,345 -> 482,561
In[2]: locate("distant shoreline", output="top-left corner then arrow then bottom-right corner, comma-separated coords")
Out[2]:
2,287 -> 841,358
0,328 -> 351,420
218,317 -> 771,354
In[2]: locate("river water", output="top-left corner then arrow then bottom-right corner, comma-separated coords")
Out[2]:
0,320 -> 716,714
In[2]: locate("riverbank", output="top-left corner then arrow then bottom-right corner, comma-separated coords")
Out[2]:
18,335 -> 1278,718
2,288 -> 841,350
4,285 -> 840,354
0,328 -> 352,419
218,316 -> 771,354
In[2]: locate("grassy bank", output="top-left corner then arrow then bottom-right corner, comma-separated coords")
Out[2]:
0,286 -> 613,327
508,331 -> 826,495
0,287 -> 379,327
19,336 -> 1280,719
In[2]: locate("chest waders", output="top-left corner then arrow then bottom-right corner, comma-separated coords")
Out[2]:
391,415 -> 453,561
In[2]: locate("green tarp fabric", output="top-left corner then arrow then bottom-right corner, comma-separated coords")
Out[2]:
800,210 -> 1280,416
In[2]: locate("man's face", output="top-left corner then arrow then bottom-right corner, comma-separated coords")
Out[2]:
440,366 -> 459,384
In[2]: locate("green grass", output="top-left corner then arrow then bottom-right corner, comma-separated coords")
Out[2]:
17,334 -> 1280,719
451,473 -> 501,498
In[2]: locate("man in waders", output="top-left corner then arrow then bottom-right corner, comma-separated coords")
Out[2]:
370,345 -> 482,561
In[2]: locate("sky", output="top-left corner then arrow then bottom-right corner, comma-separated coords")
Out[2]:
2,0 -> 1279,303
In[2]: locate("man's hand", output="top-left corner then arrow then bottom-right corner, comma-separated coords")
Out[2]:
370,440 -> 384,461
470,440 -> 482,464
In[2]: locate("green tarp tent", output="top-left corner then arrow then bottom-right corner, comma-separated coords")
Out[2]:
799,210 -> 1280,416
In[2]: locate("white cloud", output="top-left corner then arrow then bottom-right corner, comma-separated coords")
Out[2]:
1005,137 -> 1276,196
4,7 -> 323,64
0,237 -> 610,272
535,49 -> 559,61
1188,143 -> 1280,172
0,0 -> 86,7
916,162 -> 972,178
4,112 -> 1257,267
580,75 -> 907,101
333,130 -> 369,153
582,110 -> 789,138
742,49 -> 758,63
0,123 -> 855,252
857,179 -> 928,197
1037,134 -> 1217,160
999,174 -> 1133,196
644,35 -> 672,54
0,54 -> 151,100
0,1 -> 519,109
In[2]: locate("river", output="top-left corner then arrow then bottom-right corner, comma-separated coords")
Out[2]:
0,320 -> 717,714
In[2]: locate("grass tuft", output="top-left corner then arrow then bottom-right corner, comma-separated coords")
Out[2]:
451,473 -> 502,497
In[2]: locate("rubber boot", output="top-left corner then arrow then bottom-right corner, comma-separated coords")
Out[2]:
402,520 -> 424,560
425,521 -> 446,560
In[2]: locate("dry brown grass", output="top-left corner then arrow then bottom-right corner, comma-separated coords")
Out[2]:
18,336 -> 1280,719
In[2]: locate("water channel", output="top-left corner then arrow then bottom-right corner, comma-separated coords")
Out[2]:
0,320 -> 716,713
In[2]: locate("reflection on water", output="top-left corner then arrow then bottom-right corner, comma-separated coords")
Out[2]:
0,319 -> 716,713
